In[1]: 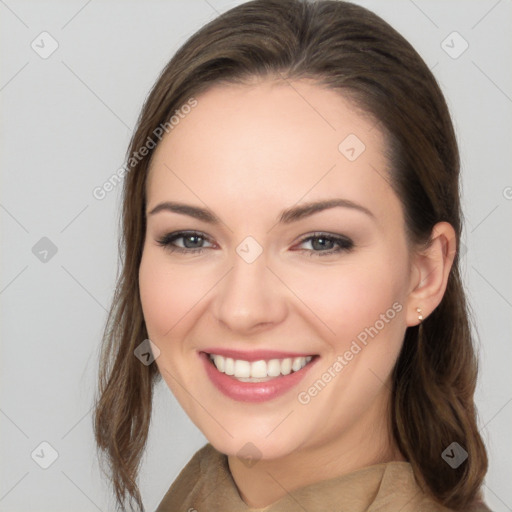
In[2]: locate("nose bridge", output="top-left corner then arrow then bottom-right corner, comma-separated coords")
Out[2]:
213,239 -> 286,332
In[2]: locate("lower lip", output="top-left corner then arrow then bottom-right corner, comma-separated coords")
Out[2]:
199,351 -> 318,403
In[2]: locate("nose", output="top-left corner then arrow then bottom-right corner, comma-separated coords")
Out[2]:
212,247 -> 288,335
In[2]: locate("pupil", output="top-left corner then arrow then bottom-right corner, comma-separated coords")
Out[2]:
185,235 -> 202,248
313,237 -> 332,251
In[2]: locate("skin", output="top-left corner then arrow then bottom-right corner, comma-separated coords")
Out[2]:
138,78 -> 456,508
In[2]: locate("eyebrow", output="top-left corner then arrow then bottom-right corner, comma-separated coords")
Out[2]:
147,198 -> 375,224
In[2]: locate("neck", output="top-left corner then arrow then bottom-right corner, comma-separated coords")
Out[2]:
227,390 -> 405,508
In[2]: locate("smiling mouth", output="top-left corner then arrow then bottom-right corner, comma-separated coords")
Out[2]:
205,352 -> 318,382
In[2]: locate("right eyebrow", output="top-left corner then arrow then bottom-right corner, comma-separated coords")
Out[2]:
147,202 -> 220,223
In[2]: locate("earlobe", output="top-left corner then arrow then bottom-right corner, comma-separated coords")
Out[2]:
406,222 -> 457,327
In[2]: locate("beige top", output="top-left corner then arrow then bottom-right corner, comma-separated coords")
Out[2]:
155,443 -> 491,512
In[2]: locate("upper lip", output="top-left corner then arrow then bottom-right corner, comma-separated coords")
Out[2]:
201,348 -> 317,362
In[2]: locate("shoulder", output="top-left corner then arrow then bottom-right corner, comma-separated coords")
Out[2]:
154,443 -> 227,512
178,442 -> 222,476
370,462 -> 492,512
466,495 -> 494,512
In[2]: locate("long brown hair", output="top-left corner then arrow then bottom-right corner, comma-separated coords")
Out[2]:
93,1 -> 488,510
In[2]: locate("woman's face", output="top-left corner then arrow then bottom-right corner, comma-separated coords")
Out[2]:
139,79 -> 417,461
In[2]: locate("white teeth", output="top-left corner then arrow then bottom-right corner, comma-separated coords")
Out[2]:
234,359 -> 251,378
281,358 -> 292,375
292,357 -> 305,372
213,354 -> 225,373
209,354 -> 313,380
267,359 -> 281,377
224,357 -> 235,376
250,360 -> 267,378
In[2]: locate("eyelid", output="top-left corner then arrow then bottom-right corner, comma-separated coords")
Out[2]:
156,230 -> 215,253
293,232 -> 354,256
156,230 -> 354,257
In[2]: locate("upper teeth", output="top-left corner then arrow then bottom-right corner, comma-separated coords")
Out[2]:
209,354 -> 313,380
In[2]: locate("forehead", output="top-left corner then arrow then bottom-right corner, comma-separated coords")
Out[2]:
146,79 -> 399,224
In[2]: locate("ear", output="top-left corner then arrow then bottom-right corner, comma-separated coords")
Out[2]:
405,221 -> 457,326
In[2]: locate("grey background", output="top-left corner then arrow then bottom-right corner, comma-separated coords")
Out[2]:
0,0 -> 510,510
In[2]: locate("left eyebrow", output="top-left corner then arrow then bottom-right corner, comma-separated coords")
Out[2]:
278,198 -> 375,223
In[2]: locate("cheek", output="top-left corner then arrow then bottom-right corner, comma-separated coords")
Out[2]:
287,255 -> 407,348
138,249 -> 207,341
289,258 -> 408,428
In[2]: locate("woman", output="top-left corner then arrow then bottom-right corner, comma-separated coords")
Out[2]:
93,1 -> 491,510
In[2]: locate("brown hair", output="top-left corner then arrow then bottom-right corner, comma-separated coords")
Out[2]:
93,1 -> 488,510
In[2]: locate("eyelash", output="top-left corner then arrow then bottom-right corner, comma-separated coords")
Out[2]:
156,230 -> 354,257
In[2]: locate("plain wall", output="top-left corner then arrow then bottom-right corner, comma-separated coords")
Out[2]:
1,0 -> 510,510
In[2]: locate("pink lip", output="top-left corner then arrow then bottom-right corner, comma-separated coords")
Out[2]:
200,348 -> 315,362
199,351 -> 318,403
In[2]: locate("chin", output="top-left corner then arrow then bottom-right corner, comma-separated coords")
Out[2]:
200,420 -> 305,461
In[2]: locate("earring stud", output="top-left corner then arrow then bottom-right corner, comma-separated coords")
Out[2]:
416,307 -> 423,322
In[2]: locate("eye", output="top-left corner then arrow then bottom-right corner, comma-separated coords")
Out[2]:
156,230 -> 354,257
294,232 -> 354,257
156,230 -> 214,254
